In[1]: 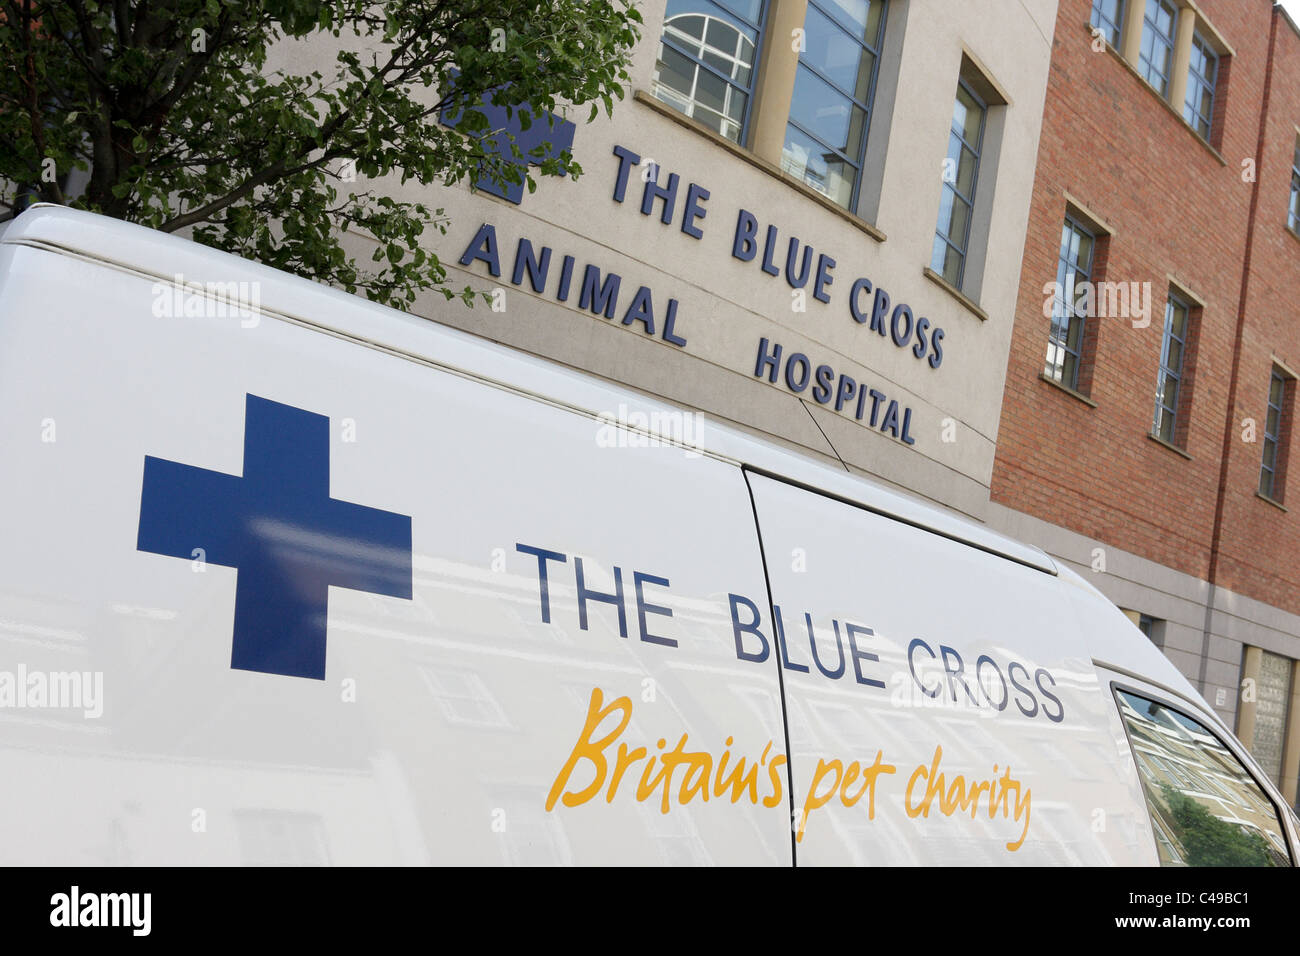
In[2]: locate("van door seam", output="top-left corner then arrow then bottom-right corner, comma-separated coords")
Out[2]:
742,466 -> 799,867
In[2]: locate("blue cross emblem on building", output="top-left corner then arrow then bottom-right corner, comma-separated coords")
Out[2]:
136,394 -> 413,680
440,86 -> 576,205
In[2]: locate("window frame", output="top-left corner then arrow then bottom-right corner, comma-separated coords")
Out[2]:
1289,141 -> 1300,234
1153,290 -> 1191,446
653,0 -> 771,146
1110,680 -> 1296,867
930,75 -> 987,290
1090,0 -> 1126,48
233,809 -> 332,866
419,665 -> 513,729
781,0 -> 889,213
1138,0 -> 1179,97
1247,647 -> 1294,788
1183,31 -> 1218,140
1044,213 -> 1097,391
1260,367 -> 1289,502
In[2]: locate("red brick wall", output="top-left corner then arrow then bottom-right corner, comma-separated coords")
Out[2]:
991,0 -> 1282,597
1212,10 -> 1300,613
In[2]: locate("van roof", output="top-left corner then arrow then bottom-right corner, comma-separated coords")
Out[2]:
2,204 -> 1057,574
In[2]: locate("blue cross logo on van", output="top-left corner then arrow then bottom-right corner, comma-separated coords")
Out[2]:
136,394 -> 413,680
440,86 -> 576,205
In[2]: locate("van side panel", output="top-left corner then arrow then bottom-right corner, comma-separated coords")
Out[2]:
745,472 -> 1151,865
0,245 -> 791,865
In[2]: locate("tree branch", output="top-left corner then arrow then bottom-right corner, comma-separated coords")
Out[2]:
158,150 -> 344,232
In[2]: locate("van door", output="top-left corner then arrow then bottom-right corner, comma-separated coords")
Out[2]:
744,470 -> 1150,865
0,244 -> 791,865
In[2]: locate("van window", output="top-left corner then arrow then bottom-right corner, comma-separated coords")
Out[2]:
1114,689 -> 1290,866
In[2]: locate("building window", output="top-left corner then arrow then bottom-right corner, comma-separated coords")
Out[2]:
930,78 -> 986,289
1260,367 -> 1292,502
1249,649 -> 1292,789
1289,141 -> 1299,233
1044,215 -> 1096,390
1124,609 -> 1166,648
1183,33 -> 1217,139
1091,0 -> 1125,48
420,667 -> 512,728
1153,291 -> 1191,445
652,0 -> 767,144
1239,645 -> 1300,807
492,786 -> 574,865
234,810 -> 330,866
1138,0 -> 1178,97
780,0 -> 887,211
1102,1 -> 1229,141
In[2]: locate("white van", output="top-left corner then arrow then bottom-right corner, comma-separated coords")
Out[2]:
0,204 -> 1294,866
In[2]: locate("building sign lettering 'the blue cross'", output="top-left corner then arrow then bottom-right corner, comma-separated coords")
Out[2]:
136,394 -> 413,680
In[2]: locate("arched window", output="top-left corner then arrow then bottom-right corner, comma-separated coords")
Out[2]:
653,3 -> 764,144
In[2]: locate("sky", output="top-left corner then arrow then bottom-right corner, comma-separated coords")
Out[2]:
1282,0 -> 1300,24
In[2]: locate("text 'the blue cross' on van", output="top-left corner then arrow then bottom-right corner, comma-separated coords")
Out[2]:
0,206 -> 1294,866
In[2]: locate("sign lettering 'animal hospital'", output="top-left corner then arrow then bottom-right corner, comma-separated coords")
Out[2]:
458,141 -> 967,448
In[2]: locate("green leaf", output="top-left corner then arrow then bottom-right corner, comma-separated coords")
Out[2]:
0,0 -> 641,308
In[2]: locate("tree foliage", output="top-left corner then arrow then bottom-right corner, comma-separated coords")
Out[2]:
1159,784 -> 1279,867
0,0 -> 642,307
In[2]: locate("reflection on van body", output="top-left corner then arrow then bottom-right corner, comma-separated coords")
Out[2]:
0,206 -> 1293,866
